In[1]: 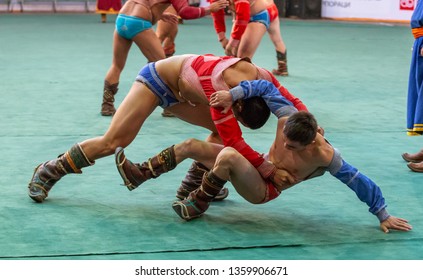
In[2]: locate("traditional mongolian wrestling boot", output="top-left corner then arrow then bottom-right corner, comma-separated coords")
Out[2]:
28,144 -> 94,203
272,51 -> 288,76
172,171 -> 227,221
101,81 -> 119,116
402,149 -> 423,163
176,161 -> 229,201
407,161 -> 423,172
115,146 -> 176,191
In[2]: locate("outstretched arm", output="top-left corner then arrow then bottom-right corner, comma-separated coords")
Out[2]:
327,149 -> 412,233
172,0 -> 228,19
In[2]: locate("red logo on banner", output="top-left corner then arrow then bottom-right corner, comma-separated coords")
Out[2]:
400,0 -> 415,10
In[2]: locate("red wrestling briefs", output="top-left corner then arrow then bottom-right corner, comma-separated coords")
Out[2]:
267,3 -> 278,22
260,180 -> 281,203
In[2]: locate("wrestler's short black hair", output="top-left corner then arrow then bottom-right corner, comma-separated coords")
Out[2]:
283,111 -> 318,146
238,97 -> 271,129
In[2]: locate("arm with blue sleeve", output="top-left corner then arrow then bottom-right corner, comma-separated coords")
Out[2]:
229,80 -> 298,118
327,148 -> 390,222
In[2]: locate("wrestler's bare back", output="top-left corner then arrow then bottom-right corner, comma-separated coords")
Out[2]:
268,118 -> 334,190
154,54 -> 258,104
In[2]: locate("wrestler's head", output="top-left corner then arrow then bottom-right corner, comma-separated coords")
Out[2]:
283,111 -> 317,150
232,97 -> 270,129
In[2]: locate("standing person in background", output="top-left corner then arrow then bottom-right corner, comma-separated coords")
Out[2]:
211,0 -> 289,76
156,6 -> 180,58
403,0 -> 423,172
100,0 -> 229,116
156,5 -> 181,117
96,0 -> 122,23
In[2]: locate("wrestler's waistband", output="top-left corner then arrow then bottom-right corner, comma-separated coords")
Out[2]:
412,27 -> 423,39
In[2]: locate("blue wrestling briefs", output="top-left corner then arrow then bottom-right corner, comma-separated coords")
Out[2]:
136,63 -> 179,108
116,14 -> 152,40
250,10 -> 270,29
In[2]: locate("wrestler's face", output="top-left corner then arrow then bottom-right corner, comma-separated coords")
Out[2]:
282,131 -> 309,152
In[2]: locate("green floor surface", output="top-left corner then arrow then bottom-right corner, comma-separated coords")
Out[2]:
0,14 -> 422,260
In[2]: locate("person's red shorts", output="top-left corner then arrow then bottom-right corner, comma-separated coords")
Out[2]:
260,180 -> 281,203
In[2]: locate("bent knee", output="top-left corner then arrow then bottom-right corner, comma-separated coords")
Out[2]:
216,147 -> 242,165
180,138 -> 201,153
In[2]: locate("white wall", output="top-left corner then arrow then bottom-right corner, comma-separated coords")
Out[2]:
321,0 -> 417,21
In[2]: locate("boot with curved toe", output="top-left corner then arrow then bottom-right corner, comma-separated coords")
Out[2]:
272,51 -> 288,76
115,146 -> 176,191
402,149 -> 423,163
407,161 -> 423,172
176,161 -> 229,201
101,81 -> 118,116
28,144 -> 94,203
172,171 -> 226,221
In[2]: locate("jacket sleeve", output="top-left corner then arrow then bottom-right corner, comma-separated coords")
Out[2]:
230,0 -> 250,40
212,0 -> 226,35
210,106 -> 265,168
171,0 -> 207,19
229,80 -> 298,118
327,148 -> 390,222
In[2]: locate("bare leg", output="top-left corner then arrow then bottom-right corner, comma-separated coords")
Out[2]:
211,147 -> 268,204
101,31 -> 132,116
156,6 -> 179,57
29,82 -> 160,202
115,136 -> 223,190
104,31 -> 132,86
268,17 -> 287,54
84,82 -> 160,160
268,17 -> 288,76
132,28 -> 166,63
172,147 -> 268,220
156,10 -> 179,117
164,104 -> 227,199
237,22 -> 267,59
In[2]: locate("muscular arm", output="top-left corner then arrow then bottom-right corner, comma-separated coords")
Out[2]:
171,0 -> 206,19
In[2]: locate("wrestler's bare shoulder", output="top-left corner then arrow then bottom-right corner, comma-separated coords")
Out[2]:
223,60 -> 258,87
314,134 -> 335,165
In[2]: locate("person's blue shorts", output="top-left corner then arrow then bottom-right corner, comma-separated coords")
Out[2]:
136,63 -> 179,108
250,9 -> 270,30
115,14 -> 152,40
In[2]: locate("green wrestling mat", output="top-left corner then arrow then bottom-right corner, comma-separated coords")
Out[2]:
0,14 -> 422,260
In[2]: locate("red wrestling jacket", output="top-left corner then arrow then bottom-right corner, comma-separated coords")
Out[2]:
212,0 -> 250,40
189,55 -> 307,172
